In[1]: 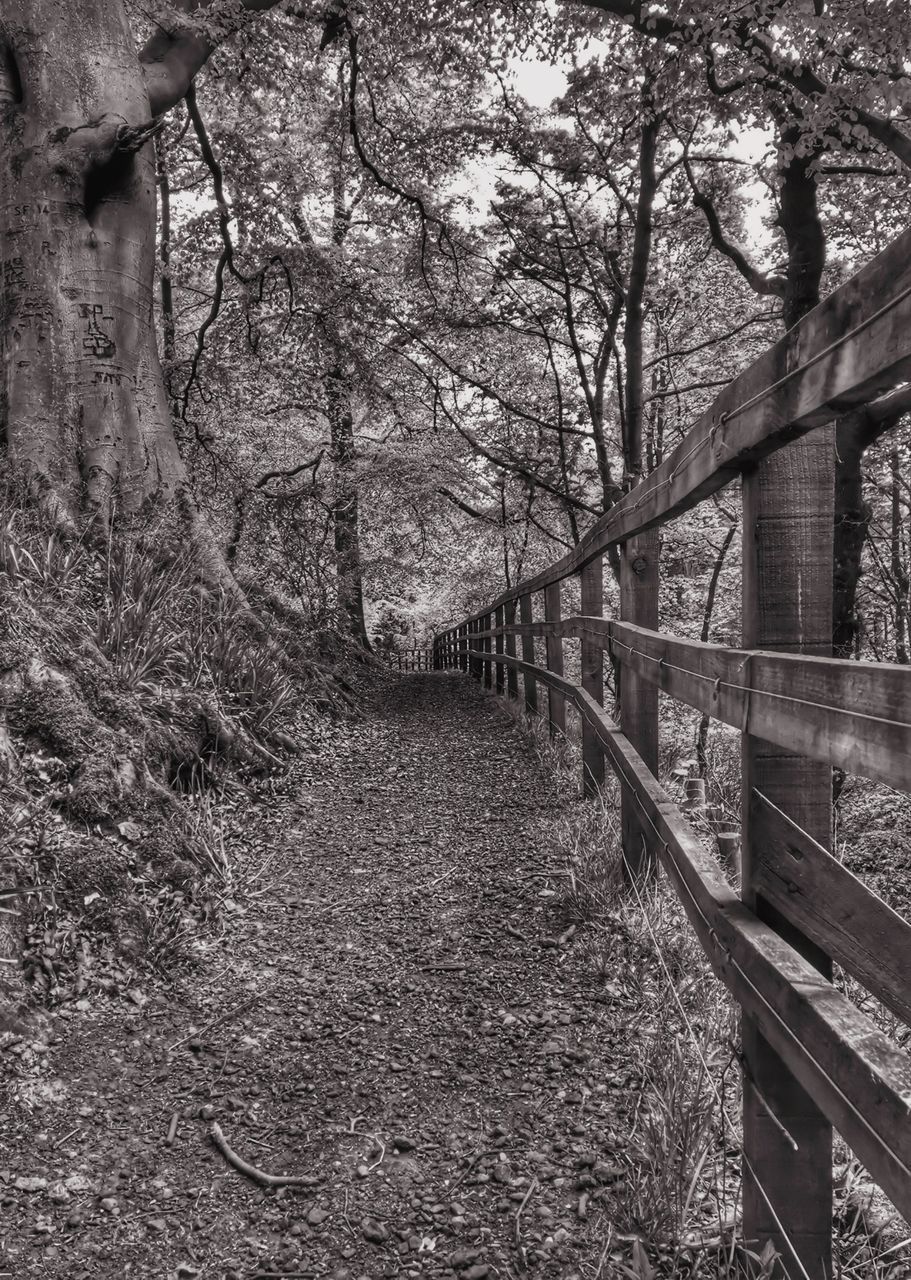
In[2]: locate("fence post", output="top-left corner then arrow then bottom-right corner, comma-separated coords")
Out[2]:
580,556 -> 604,797
495,605 -> 505,695
544,581 -> 565,739
519,592 -> 538,715
741,432 -> 835,1279
505,599 -> 519,700
469,620 -> 480,681
483,612 -> 493,690
459,624 -> 468,674
619,529 -> 660,879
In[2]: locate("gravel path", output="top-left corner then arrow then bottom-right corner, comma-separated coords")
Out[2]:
1,673 -> 644,1279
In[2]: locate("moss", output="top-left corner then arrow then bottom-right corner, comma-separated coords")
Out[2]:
66,752 -> 138,824
10,679 -> 98,759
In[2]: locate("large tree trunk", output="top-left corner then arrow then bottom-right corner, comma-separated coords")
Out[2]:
0,0 -> 189,528
326,364 -> 371,650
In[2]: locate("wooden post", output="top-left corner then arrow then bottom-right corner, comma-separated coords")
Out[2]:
619,528 -> 660,878
483,612 -> 493,690
505,599 -> 519,700
544,581 -> 565,739
495,605 -> 505,694
459,624 -> 469,674
470,620 -> 482,681
519,592 -> 538,715
580,556 -> 604,797
741,432 -> 835,1280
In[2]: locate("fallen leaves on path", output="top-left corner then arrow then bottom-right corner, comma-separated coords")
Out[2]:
0,672 -> 648,1280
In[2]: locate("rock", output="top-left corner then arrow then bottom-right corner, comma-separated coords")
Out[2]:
147,1218 -> 167,1233
308,1207 -> 330,1226
464,1267 -> 490,1280
393,1135 -> 417,1152
14,1176 -> 47,1192
450,1247 -> 481,1269
542,1040 -> 562,1055
362,1218 -> 389,1244
99,1197 -> 119,1215
491,1163 -> 512,1185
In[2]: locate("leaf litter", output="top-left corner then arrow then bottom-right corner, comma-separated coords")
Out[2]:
0,671 -> 685,1279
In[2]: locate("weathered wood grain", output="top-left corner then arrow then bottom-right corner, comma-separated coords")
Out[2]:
544,582 -> 565,740
519,594 -> 537,714
580,558 -> 604,797
619,530 -> 659,880
608,621 -> 911,791
750,790 -> 911,1026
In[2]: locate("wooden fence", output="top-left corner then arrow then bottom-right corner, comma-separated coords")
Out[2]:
432,228 -> 911,1279
393,647 -> 434,672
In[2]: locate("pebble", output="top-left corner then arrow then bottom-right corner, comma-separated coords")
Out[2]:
450,1247 -> 482,1269
308,1207 -> 330,1225
362,1218 -> 389,1244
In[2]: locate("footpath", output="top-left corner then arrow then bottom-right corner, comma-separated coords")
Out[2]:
0,673 -> 646,1280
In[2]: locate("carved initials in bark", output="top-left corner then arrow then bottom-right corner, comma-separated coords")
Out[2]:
0,0 -> 280,535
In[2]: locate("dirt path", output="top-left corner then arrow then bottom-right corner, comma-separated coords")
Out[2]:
1,673 -> 642,1280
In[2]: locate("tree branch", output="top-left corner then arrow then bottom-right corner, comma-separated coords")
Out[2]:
140,0 -> 282,118
683,158 -> 786,299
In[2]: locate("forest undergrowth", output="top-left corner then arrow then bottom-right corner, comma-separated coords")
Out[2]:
0,499 -> 357,1021
518,704 -> 911,1279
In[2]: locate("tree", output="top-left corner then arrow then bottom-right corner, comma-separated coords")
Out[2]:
0,0 -> 279,545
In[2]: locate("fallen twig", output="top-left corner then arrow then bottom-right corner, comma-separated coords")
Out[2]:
169,993 -> 258,1052
249,1272 -> 317,1278
208,1121 -> 320,1188
165,1113 -> 179,1146
423,867 -> 456,891
515,1176 -> 537,1271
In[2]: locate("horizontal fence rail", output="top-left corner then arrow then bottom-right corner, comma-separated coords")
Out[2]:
433,229 -> 911,1280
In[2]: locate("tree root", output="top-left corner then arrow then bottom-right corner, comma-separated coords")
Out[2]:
208,1121 -> 321,1188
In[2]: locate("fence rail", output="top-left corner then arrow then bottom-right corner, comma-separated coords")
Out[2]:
432,229 -> 911,1279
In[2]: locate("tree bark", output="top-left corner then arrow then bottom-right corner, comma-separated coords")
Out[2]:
326,363 -> 370,650
0,0 -> 188,527
623,104 -> 659,481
